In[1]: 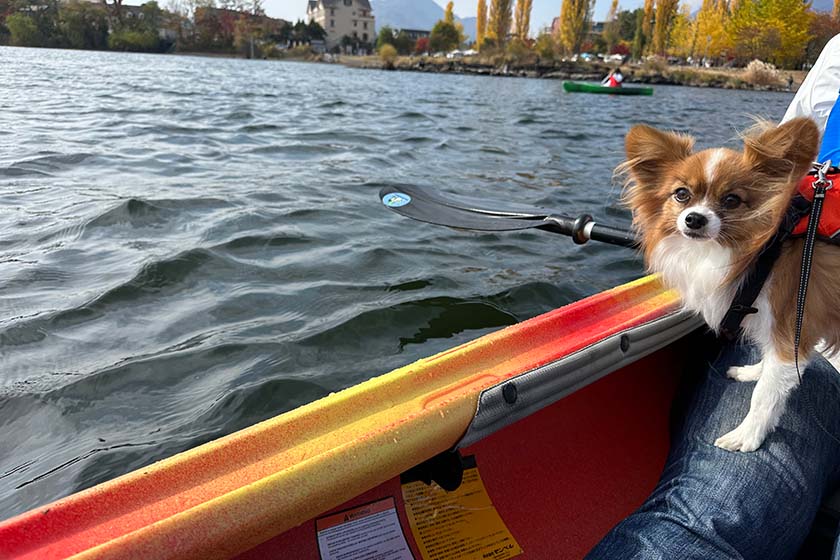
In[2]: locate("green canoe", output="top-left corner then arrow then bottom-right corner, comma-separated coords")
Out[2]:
563,81 -> 654,96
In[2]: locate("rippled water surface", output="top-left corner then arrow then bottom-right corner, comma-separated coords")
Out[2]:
0,46 -> 793,517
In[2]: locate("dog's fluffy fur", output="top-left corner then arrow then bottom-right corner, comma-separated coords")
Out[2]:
623,116 -> 840,452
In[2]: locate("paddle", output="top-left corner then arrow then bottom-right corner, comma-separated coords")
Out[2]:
379,184 -> 639,249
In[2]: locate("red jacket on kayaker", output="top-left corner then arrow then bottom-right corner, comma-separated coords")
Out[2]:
601,68 -> 624,88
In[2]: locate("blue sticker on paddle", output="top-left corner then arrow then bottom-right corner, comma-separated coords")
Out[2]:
382,192 -> 411,208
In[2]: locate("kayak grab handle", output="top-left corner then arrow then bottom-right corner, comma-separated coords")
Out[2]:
543,215 -> 639,249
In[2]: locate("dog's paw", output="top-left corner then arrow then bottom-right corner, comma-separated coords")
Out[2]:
727,363 -> 763,382
714,422 -> 765,452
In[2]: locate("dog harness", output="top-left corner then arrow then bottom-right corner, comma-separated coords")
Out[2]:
792,171 -> 840,241
719,165 -> 837,341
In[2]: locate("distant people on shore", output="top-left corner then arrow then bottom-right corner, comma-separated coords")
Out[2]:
601,68 -> 624,88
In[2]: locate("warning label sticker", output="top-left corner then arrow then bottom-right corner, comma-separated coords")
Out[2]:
401,466 -> 522,560
316,497 -> 414,560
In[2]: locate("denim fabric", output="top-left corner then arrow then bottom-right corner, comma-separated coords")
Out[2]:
587,344 -> 840,560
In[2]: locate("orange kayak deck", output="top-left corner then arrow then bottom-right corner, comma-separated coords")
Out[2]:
0,275 -> 697,560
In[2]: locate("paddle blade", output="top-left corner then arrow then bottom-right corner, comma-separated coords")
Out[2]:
379,185 -> 548,232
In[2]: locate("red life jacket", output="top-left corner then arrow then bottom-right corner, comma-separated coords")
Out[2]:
607,75 -> 621,87
791,173 -> 840,243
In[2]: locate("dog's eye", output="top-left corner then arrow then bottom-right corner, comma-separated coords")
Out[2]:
721,194 -> 742,209
673,188 -> 691,203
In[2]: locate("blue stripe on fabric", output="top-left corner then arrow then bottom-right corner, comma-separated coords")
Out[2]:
818,88 -> 840,165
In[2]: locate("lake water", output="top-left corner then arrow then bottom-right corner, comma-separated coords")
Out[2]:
0,46 -> 793,518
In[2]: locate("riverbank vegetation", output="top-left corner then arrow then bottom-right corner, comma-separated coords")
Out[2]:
0,0 -> 323,57
369,0 -> 840,77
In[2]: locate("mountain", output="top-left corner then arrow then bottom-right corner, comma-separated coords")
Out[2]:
370,0 -> 476,41
460,17 -> 477,42
370,0 -> 444,32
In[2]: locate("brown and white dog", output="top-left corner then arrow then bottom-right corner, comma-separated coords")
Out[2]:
622,116 -> 840,452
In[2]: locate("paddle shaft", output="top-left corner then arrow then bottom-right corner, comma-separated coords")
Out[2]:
540,215 -> 639,248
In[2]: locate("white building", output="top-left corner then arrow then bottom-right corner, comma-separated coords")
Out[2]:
307,0 -> 375,51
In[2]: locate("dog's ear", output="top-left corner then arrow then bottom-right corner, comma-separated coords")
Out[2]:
624,125 -> 694,187
743,117 -> 820,181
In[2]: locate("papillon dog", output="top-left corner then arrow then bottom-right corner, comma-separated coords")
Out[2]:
622,116 -> 840,452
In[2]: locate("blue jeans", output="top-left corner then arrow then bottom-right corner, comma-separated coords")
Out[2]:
586,343 -> 840,560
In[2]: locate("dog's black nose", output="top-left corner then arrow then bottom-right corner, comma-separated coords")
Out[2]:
684,212 -> 708,230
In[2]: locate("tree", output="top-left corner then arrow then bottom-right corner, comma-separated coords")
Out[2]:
631,8 -> 645,59
807,13 -> 840,65
616,8 -> 641,42
641,0 -> 653,53
534,31 -> 556,58
476,0 -> 487,48
668,3 -> 697,59
727,0 -> 812,68
430,19 -> 460,51
415,36 -> 429,54
376,25 -> 394,50
652,0 -> 679,55
58,1 -> 109,49
6,12 -> 40,46
557,0 -> 594,55
306,20 -> 326,41
443,1 -> 467,45
694,0 -> 730,63
379,42 -> 397,67
487,0 -> 513,45
835,0 -> 840,22
514,0 -> 531,40
393,30 -> 413,54
602,0 -> 620,52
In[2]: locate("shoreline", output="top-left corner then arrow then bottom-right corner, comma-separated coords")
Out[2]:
334,55 -> 804,93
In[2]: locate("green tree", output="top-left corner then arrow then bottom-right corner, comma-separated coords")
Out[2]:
108,28 -> 160,50
641,0 -> 653,52
376,24 -> 394,49
631,8 -> 645,59
392,30 -> 413,54
58,1 -> 109,49
429,19 -> 460,51
306,20 -> 325,41
534,31 -> 556,59
616,8 -> 641,42
6,12 -> 41,46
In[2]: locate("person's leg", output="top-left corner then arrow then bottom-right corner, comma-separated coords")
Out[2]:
586,343 -> 840,560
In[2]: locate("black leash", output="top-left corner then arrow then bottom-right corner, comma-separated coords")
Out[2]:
792,162 -> 840,449
795,161 -> 833,380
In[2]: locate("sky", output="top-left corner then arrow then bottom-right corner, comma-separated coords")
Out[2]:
269,0 -> 665,31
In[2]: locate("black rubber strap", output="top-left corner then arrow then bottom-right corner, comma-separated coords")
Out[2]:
720,195 -> 812,341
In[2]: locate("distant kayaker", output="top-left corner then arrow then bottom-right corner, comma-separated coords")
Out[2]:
601,67 -> 624,88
